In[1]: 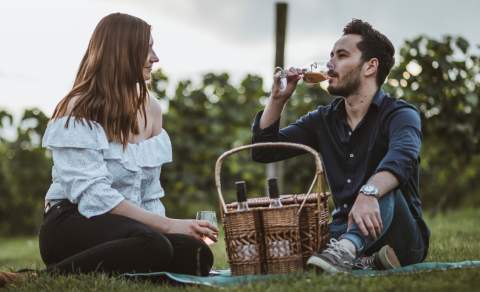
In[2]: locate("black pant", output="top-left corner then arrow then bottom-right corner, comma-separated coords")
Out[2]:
38,201 -> 213,276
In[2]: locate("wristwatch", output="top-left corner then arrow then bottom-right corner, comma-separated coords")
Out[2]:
359,184 -> 380,199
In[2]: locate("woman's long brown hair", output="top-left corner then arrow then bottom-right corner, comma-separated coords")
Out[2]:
51,13 -> 151,148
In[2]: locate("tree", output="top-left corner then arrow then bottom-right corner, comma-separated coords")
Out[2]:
0,108 -> 51,234
384,35 -> 480,211
0,34 -> 479,235
150,71 -> 268,217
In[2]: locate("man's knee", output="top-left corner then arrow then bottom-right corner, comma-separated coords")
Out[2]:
384,191 -> 427,266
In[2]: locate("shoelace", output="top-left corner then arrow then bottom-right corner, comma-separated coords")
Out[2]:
353,255 -> 375,270
323,238 -> 354,265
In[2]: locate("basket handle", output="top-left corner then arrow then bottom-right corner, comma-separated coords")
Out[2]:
215,142 -> 329,216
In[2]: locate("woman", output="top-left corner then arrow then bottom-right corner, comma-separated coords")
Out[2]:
38,13 -> 217,276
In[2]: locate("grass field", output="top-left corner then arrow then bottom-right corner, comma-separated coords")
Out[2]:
1,208 -> 479,291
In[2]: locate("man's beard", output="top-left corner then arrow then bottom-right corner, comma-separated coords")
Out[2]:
327,64 -> 362,97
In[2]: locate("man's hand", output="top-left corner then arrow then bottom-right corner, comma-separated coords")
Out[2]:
271,67 -> 303,102
260,67 -> 303,129
348,194 -> 383,239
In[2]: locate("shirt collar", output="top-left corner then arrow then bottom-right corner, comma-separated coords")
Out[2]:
371,89 -> 385,108
333,88 -> 385,115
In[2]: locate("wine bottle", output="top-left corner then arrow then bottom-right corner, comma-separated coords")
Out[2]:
266,178 -> 290,257
268,178 -> 282,208
236,181 -> 249,211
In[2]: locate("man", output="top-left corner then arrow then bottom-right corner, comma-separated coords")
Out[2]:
251,19 -> 430,273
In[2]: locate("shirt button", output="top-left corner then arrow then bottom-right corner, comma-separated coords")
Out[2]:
347,179 -> 352,184
348,131 -> 352,136
343,204 -> 348,209
349,153 -> 354,158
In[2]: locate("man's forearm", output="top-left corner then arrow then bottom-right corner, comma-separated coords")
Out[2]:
367,171 -> 399,198
259,98 -> 286,129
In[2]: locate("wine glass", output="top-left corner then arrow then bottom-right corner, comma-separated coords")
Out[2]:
276,61 -> 329,91
301,61 -> 330,85
196,211 -> 218,245
275,66 -> 288,91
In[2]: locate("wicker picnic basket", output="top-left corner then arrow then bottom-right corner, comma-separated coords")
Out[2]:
215,142 -> 331,275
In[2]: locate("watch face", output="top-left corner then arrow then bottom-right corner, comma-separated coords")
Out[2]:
361,184 -> 379,197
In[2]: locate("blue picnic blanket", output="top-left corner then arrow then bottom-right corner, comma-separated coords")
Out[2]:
123,260 -> 480,287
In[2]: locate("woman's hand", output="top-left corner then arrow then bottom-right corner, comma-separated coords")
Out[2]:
111,201 -> 219,241
166,219 -> 219,242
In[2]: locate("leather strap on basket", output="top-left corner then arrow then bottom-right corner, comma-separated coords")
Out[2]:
215,142 -> 329,217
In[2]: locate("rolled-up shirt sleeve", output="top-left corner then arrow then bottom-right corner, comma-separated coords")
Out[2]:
251,110 -> 317,162
375,108 -> 422,186
51,147 -> 124,218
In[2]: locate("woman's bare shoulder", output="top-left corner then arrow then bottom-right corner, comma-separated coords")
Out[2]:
149,95 -> 162,115
148,95 -> 163,135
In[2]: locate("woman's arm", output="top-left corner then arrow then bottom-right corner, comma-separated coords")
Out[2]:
119,97 -> 218,240
110,200 -> 217,241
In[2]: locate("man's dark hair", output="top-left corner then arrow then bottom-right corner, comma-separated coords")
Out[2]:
343,19 -> 395,87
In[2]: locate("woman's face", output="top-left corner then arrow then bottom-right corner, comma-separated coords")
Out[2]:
143,36 -> 159,81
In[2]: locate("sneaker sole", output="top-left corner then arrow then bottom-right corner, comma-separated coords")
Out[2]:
306,256 -> 343,274
377,245 -> 401,269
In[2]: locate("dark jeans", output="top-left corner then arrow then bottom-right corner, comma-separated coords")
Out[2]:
330,190 -> 428,266
38,200 -> 213,276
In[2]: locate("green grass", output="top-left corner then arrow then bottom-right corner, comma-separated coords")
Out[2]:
1,209 -> 480,291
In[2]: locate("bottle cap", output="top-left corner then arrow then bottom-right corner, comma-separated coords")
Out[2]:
267,178 -> 279,199
235,181 -> 247,202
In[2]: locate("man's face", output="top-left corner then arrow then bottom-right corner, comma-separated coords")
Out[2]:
327,34 -> 365,97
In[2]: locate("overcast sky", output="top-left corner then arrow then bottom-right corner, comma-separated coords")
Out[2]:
1,0 -> 479,119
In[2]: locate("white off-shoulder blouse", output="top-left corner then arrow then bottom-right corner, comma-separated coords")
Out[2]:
42,117 -> 172,218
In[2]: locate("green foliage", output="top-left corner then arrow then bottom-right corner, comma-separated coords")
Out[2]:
0,108 -> 51,235
151,71 -> 268,217
384,35 -> 480,212
0,34 -> 479,234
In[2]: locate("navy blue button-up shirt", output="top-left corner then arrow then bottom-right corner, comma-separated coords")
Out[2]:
251,89 -> 429,242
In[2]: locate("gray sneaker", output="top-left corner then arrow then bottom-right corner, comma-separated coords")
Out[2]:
306,238 -> 355,273
354,245 -> 401,270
